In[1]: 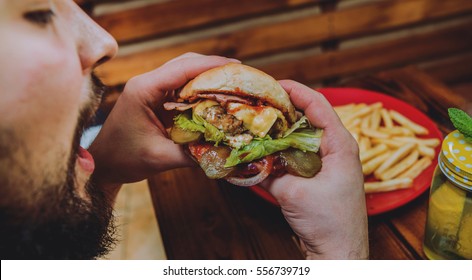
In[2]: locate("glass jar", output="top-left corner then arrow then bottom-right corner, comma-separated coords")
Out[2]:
423,130 -> 472,260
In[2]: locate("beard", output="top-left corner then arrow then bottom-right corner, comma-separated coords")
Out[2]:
0,72 -> 117,260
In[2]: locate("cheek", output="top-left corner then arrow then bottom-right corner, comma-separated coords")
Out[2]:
28,50 -> 83,141
0,37 -> 84,176
27,50 -> 82,110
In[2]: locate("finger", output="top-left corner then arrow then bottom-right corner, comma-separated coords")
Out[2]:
161,52 -> 204,66
128,55 -> 241,105
163,52 -> 241,66
259,174 -> 305,205
279,80 -> 356,157
278,80 -> 343,130
149,137 -> 197,170
148,55 -> 241,91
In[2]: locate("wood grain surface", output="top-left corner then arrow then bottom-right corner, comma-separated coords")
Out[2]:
94,0 -> 323,44
95,0 -> 472,87
149,167 -> 303,260
260,23 -> 472,85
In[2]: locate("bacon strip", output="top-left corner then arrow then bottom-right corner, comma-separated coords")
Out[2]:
165,93 -> 254,112
163,102 -> 199,111
196,93 -> 253,105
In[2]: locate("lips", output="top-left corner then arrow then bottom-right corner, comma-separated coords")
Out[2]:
77,146 -> 95,174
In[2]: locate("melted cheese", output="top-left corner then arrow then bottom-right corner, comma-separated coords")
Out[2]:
192,100 -> 218,117
226,102 -> 284,138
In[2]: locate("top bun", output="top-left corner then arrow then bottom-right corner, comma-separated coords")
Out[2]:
178,63 -> 297,123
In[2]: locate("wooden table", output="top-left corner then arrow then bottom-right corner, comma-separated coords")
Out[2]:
148,66 -> 468,259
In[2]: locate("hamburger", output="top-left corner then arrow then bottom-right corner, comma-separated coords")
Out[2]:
164,63 -> 322,186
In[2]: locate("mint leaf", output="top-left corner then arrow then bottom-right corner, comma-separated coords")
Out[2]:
448,108 -> 472,142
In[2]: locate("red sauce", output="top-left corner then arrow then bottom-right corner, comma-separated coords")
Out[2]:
187,142 -> 213,161
226,103 -> 266,115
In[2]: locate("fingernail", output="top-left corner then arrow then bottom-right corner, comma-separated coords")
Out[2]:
229,58 -> 242,63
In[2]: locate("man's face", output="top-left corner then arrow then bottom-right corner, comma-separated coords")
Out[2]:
0,0 -> 118,259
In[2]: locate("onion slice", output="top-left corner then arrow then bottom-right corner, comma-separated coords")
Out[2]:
225,156 -> 274,187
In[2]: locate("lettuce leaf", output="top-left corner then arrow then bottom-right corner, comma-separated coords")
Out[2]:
174,110 -> 323,166
225,127 -> 322,167
286,128 -> 322,151
192,114 -> 225,145
174,113 -> 205,133
174,113 -> 225,145
283,115 -> 311,137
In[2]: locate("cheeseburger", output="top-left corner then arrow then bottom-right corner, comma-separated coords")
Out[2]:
164,63 -> 322,186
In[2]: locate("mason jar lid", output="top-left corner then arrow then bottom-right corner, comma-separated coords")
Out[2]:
439,130 -> 472,190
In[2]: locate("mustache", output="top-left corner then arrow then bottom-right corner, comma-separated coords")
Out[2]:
82,72 -> 109,128
91,72 -> 108,99
72,72 -> 110,154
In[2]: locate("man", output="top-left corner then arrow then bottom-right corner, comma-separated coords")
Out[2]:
0,0 -> 368,259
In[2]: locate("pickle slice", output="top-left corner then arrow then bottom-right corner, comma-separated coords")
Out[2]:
279,148 -> 322,178
199,146 -> 235,179
170,126 -> 202,144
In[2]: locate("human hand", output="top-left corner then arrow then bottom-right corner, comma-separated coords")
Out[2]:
89,53 -> 240,185
261,80 -> 368,259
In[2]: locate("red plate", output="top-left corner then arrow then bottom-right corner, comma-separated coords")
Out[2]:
250,88 -> 443,216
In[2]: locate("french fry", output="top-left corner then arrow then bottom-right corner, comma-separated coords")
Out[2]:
369,102 -> 383,110
371,138 -> 404,148
397,157 -> 433,180
360,114 -> 370,130
336,102 -> 440,194
379,150 -> 419,181
361,128 -> 390,139
360,144 -> 388,163
343,104 -> 372,124
418,145 -> 435,158
421,138 -> 440,147
370,109 -> 381,130
362,151 -> 392,176
374,142 -> 416,178
337,115 -> 349,124
364,178 -> 413,194
389,110 -> 429,135
358,137 -> 371,154
392,137 -> 440,147
334,104 -> 356,113
380,108 -> 393,128
335,104 -> 358,123
350,127 -> 360,143
336,113 -> 350,124
378,126 -> 414,136
345,118 -> 361,130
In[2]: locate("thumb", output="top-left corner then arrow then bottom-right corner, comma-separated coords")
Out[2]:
258,174 -> 307,205
125,55 -> 241,106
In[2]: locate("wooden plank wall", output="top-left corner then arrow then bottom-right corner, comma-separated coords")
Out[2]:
77,0 -> 472,110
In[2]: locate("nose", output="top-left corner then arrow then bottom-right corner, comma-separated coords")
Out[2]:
75,5 -> 118,71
